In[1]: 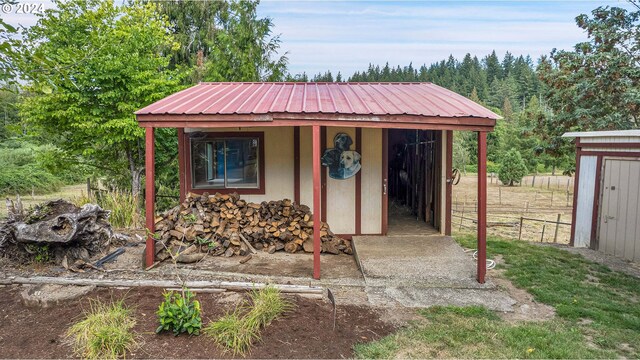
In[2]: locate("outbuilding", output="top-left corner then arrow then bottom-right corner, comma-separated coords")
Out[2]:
135,82 -> 499,281
564,130 -> 640,262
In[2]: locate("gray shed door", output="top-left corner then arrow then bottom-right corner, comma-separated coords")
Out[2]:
598,159 -> 640,262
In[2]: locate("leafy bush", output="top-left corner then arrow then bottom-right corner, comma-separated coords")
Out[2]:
0,165 -> 62,195
65,299 -> 138,360
204,286 -> 293,355
498,149 -> 528,186
156,288 -> 202,336
0,142 -> 88,196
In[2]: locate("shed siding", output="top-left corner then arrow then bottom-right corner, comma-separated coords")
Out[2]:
361,128 -> 383,234
581,136 -> 640,144
185,127 -> 294,203
574,155 -> 597,248
299,127 -> 314,209
440,130 -> 447,233
325,127 -> 357,234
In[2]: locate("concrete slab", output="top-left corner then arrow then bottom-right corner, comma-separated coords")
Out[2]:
367,287 -> 516,312
352,235 -> 489,289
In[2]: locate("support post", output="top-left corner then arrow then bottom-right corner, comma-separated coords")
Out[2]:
145,127 -> 156,268
177,128 -> 186,202
477,131 -> 487,284
312,125 -> 321,280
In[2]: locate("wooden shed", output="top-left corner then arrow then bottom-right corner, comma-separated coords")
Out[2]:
136,82 -> 499,281
564,130 -> 640,262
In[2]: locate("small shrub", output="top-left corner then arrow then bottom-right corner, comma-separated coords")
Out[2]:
205,286 -> 293,354
204,306 -> 258,355
65,299 -> 138,360
498,149 -> 528,186
245,286 -> 294,329
156,288 -> 202,336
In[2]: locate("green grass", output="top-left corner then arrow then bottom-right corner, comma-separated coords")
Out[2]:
204,286 -> 294,355
354,235 -> 640,359
65,298 -> 139,360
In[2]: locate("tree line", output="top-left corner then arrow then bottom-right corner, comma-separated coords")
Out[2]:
0,0 -> 637,198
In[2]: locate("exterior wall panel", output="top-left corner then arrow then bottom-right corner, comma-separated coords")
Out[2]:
574,155 -> 597,248
185,127 -> 294,203
361,128 -> 383,234
325,127 -> 357,234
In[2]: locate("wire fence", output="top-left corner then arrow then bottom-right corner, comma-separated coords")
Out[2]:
452,209 -> 572,244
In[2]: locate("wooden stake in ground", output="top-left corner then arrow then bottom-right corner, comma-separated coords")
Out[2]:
518,217 -> 524,241
553,214 -> 561,243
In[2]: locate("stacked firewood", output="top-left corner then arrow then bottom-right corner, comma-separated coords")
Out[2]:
153,192 -> 352,262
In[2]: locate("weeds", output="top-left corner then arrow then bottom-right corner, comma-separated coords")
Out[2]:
204,286 -> 293,355
24,243 -> 51,263
65,298 -> 138,360
205,306 -> 258,355
73,189 -> 141,229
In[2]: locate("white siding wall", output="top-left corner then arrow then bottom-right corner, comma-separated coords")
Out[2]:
574,155 -> 597,247
361,128 -> 382,234
325,127 -> 357,234
188,126 -> 383,234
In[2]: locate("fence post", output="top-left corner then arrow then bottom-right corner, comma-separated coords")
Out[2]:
459,204 -> 465,231
499,187 -> 502,205
553,214 -> 561,243
86,178 -> 91,199
547,177 -> 551,189
541,221 -> 547,242
532,175 -> 536,187
518,216 -> 524,241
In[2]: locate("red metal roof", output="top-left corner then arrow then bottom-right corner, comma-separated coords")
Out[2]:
135,82 -> 499,120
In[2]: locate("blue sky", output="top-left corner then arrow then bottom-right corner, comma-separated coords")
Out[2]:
257,1 -> 634,76
3,1 -> 634,77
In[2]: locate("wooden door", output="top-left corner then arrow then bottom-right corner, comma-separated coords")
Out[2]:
598,159 -> 640,261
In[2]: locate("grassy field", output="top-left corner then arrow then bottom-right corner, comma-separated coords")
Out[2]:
354,235 -> 640,359
453,174 -> 574,244
0,184 -> 86,219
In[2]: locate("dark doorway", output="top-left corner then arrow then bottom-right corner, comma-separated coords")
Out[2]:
386,129 -> 441,235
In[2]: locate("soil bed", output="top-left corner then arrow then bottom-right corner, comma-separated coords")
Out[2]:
0,285 -> 395,359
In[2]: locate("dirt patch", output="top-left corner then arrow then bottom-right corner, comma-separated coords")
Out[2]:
491,270 -> 555,322
20,284 -> 95,307
0,284 -> 396,359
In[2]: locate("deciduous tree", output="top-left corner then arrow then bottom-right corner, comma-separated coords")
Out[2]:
13,0 -> 181,196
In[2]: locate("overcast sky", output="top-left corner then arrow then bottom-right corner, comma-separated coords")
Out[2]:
3,0 -> 634,77
257,1 -> 634,76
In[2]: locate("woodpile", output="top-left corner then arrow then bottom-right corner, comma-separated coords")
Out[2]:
154,192 -> 352,262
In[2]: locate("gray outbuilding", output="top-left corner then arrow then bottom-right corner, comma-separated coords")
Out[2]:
563,130 -> 640,262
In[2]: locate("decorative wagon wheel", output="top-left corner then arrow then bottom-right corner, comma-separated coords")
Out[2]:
451,168 -> 461,185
